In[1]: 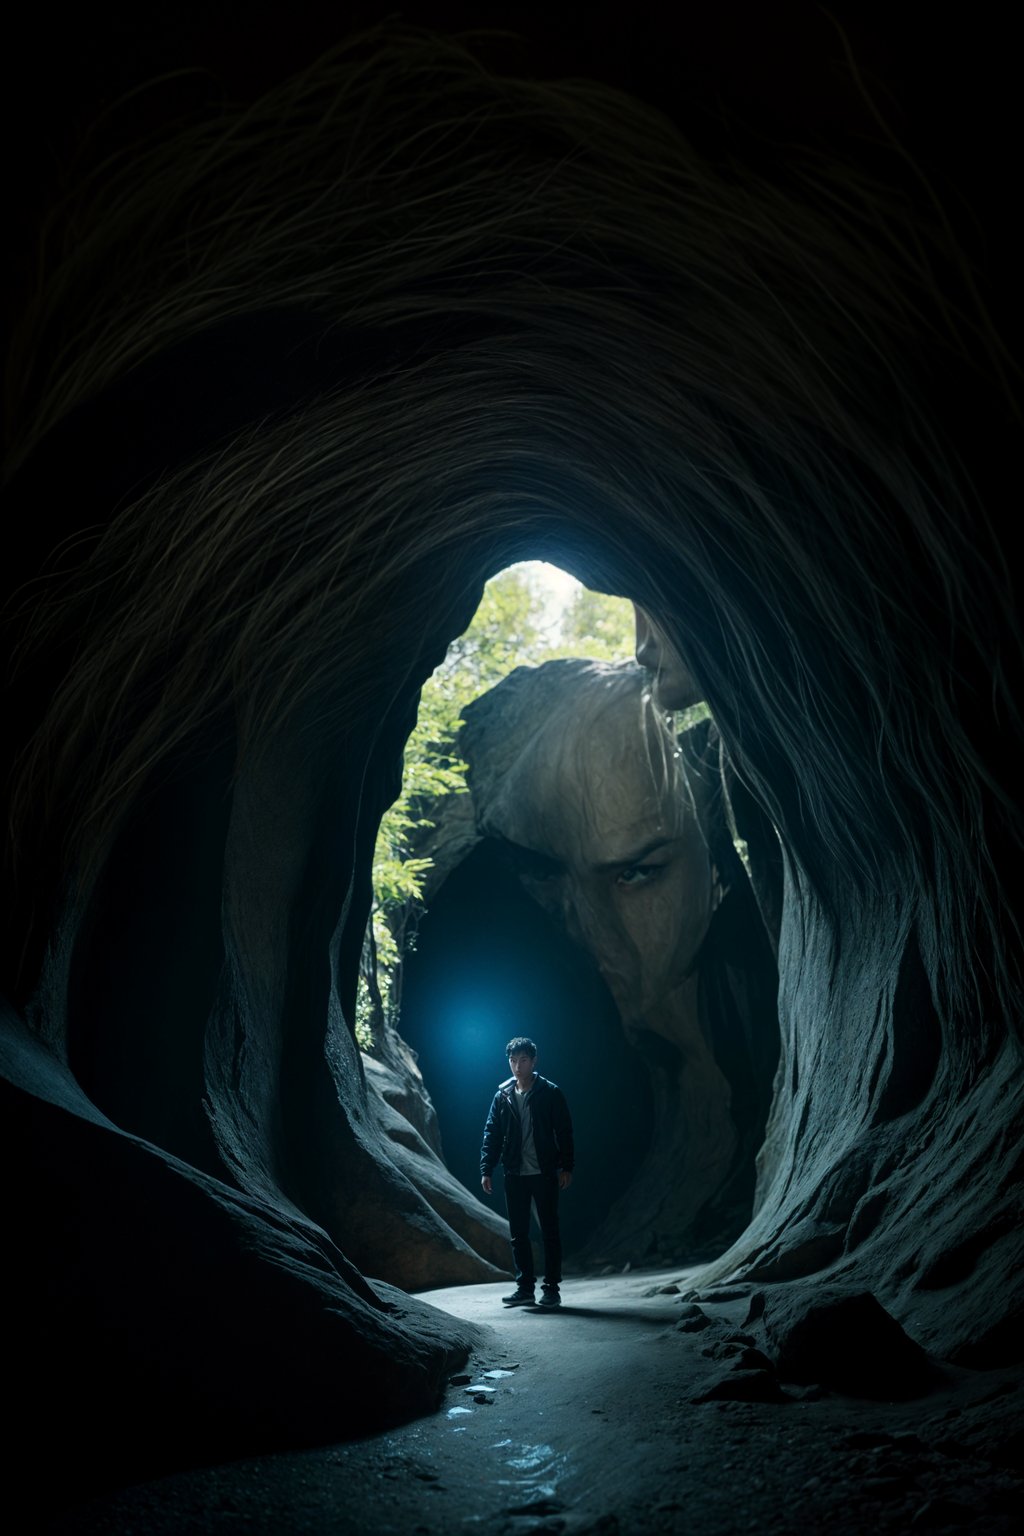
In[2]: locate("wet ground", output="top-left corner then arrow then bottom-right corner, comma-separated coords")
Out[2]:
43,1271 -> 1023,1534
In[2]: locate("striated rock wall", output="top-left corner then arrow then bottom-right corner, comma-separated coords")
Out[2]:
698,879 -> 1024,1365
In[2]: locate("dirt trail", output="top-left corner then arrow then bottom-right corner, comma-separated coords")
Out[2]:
45,1270 -> 1021,1534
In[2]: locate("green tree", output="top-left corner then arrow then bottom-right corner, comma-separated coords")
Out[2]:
552,585 -> 637,663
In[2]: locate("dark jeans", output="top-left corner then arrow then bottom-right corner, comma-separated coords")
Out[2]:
505,1172 -> 561,1290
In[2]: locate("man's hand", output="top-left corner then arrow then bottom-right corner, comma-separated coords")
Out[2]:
558,1171 -> 573,1191
481,1175 -> 493,1194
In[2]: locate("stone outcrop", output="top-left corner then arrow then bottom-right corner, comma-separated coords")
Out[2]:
746,1286 -> 936,1399
360,1027 -> 512,1280
0,1001 -> 483,1501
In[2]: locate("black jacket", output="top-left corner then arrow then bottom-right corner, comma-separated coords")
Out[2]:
480,1074 -> 574,1178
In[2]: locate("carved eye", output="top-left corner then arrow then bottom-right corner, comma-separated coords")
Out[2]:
616,862 -> 664,889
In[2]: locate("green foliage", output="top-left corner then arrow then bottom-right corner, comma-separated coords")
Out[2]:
551,584 -> 637,663
356,566 -> 637,1049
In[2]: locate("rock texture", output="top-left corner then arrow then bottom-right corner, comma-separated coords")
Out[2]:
1,15 -> 1020,1514
39,1272 -> 1024,1535
697,887 -> 1024,1367
0,1002 -> 483,1504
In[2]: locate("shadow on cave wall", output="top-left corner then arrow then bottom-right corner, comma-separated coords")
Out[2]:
398,838 -> 654,1258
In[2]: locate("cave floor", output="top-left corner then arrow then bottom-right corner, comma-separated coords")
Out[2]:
44,1270 -> 1022,1535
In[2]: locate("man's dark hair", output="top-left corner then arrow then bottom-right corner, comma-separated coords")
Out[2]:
506,1037 -> 537,1059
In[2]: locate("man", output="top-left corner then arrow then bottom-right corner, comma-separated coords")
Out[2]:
480,1036 -> 574,1307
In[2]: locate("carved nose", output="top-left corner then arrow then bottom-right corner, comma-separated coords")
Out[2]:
558,888 -> 589,950
634,605 -> 660,672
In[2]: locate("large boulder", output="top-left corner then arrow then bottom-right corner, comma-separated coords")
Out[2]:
747,1286 -> 935,1399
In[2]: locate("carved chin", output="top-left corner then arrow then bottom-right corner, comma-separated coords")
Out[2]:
651,667 -> 703,711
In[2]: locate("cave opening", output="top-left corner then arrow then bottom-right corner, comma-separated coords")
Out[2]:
357,559 -> 780,1276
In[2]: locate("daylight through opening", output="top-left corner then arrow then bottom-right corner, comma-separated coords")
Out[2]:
357,562 -> 778,1273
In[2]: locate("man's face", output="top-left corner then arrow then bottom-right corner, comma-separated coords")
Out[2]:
509,1051 -> 536,1084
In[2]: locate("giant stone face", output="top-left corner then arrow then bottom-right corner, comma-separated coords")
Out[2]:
466,663 -> 718,1028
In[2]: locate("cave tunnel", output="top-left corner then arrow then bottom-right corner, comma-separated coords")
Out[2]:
2,7 -> 1022,1531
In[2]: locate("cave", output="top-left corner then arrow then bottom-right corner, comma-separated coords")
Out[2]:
2,8 -> 1021,1533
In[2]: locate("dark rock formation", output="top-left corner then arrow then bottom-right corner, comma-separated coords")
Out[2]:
360,1022 -> 512,1279
747,1286 -> 936,1400
1,14 -> 1020,1512
0,1001 -> 482,1500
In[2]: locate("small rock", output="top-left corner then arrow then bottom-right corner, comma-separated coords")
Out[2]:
702,1340 -> 745,1360
473,1393 -> 494,1405
676,1308 -> 715,1334
449,1373 -> 471,1386
731,1347 -> 775,1373
744,1292 -> 767,1325
692,1369 -> 787,1404
845,1431 -> 895,1450
483,1369 -> 517,1379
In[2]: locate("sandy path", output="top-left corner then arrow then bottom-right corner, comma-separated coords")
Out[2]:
44,1270 -> 1021,1534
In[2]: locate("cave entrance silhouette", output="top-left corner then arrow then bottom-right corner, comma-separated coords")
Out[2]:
363,560 -> 657,1260
362,561 -> 778,1270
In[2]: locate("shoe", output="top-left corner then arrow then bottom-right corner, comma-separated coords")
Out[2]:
537,1287 -> 561,1308
502,1287 -> 536,1306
